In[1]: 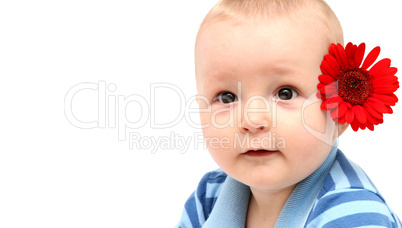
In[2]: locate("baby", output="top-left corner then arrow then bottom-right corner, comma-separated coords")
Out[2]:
177,0 -> 401,227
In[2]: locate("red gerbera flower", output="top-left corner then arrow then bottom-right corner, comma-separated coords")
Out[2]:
317,42 -> 399,131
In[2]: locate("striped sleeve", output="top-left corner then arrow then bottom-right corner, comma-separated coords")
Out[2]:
176,170 -> 227,228
306,188 -> 401,227
306,150 -> 401,227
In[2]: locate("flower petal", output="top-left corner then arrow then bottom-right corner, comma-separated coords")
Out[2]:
324,54 -> 341,76
366,110 -> 382,125
385,105 -> 393,114
372,85 -> 399,94
350,119 -> 359,131
317,83 -> 325,90
345,42 -> 357,66
362,46 -> 381,70
366,97 -> 390,113
338,116 -> 346,124
337,43 -> 349,68
364,102 -> 383,120
337,101 -> 348,118
353,105 -> 367,124
373,76 -> 399,85
370,93 -> 398,106
366,121 -> 374,131
358,121 -> 367,130
369,58 -> 391,76
329,43 -> 348,69
320,99 -> 327,110
330,100 -> 345,119
373,67 -> 398,79
316,91 -> 324,99
319,74 -> 336,84
320,62 -> 337,79
345,105 -> 354,123
325,95 -> 343,109
330,108 -> 338,119
321,85 -> 338,95
354,43 -> 366,67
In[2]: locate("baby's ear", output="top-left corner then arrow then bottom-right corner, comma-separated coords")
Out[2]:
337,122 -> 349,136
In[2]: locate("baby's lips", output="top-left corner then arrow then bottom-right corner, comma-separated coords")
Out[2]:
242,148 -> 280,154
242,149 -> 280,157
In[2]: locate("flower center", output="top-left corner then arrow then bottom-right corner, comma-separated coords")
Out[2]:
337,68 -> 373,105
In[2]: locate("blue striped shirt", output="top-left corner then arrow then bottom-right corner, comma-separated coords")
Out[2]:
176,146 -> 401,227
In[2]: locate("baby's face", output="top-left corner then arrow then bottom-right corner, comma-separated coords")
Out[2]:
195,17 -> 338,191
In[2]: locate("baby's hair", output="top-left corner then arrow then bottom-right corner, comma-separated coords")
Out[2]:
197,0 -> 344,46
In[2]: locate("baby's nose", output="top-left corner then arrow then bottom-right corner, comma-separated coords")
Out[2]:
241,97 -> 271,133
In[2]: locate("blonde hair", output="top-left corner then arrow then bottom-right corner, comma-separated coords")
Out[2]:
196,0 -> 344,46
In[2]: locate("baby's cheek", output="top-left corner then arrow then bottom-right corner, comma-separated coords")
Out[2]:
208,106 -> 238,129
200,112 -> 236,153
274,107 -> 301,130
214,111 -> 233,127
199,112 -> 210,129
301,103 -> 329,134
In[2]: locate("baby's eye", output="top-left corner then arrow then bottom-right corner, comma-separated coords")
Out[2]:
215,91 -> 238,104
275,87 -> 298,100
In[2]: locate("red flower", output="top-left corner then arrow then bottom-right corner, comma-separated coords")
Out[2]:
317,42 -> 399,131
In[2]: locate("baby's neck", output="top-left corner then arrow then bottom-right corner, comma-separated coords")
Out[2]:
246,185 -> 296,228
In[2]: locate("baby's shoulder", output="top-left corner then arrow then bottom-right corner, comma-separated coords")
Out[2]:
195,169 -> 228,201
307,187 -> 401,227
306,150 -> 401,227
178,169 -> 228,227
320,149 -> 379,195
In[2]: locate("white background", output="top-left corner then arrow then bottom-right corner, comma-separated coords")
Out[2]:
0,0 -> 401,227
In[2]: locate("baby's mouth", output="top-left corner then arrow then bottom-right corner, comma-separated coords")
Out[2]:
243,149 -> 279,157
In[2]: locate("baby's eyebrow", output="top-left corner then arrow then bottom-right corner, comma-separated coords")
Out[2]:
204,70 -> 239,81
267,61 -> 302,73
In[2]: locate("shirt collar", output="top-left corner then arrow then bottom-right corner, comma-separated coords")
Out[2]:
203,141 -> 338,228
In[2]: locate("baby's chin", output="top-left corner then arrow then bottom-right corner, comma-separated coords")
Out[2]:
243,177 -> 298,194
229,166 -> 298,191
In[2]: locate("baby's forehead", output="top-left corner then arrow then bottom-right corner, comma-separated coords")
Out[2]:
198,14 -> 331,53
195,16 -> 329,60
194,16 -> 331,92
